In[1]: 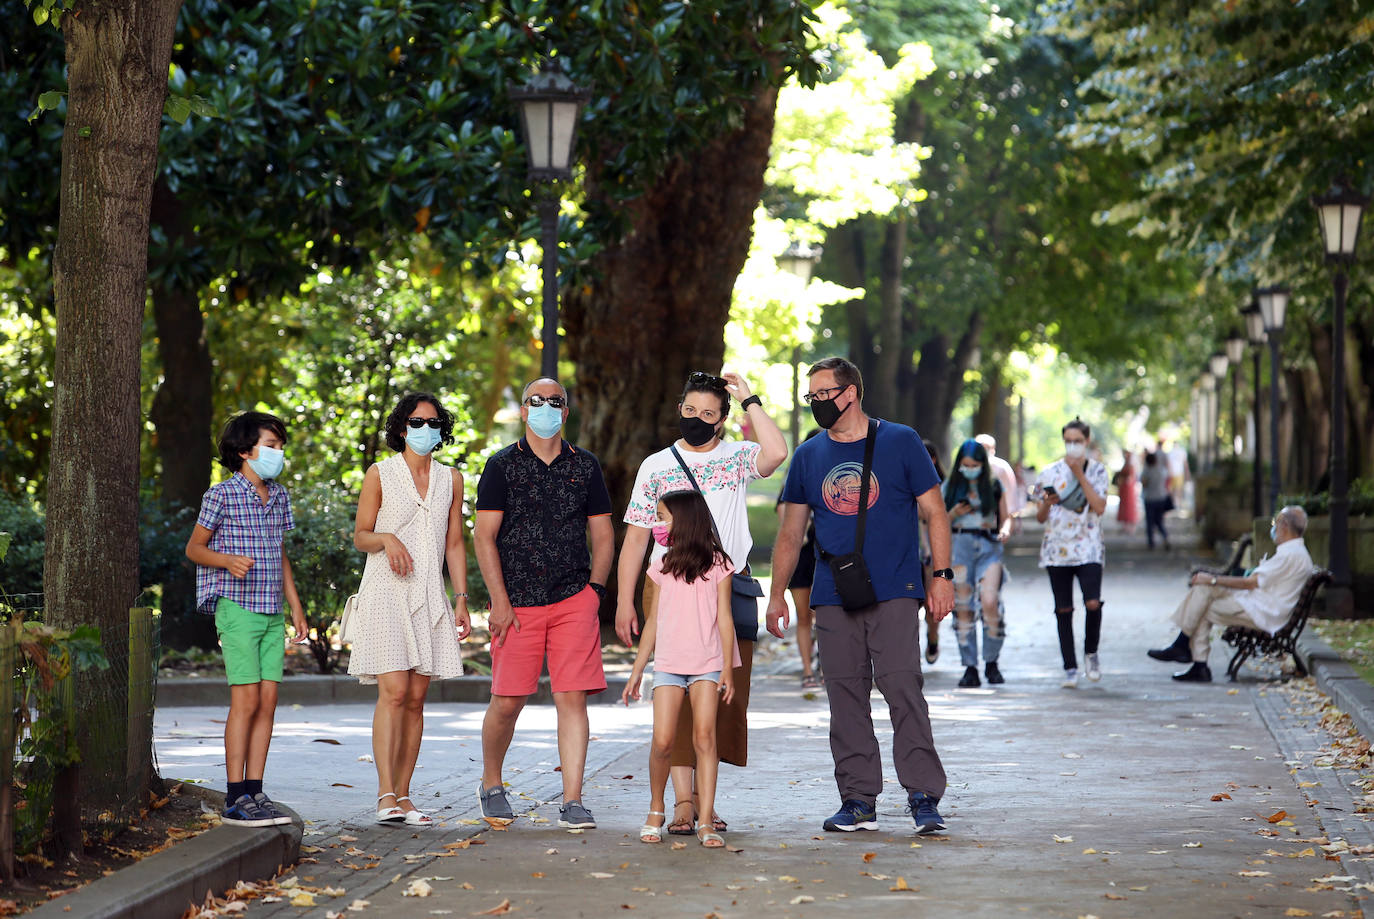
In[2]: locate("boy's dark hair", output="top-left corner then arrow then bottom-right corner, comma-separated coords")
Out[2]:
659,490 -> 730,584
1062,418 -> 1091,440
807,356 -> 864,400
680,371 -> 730,416
218,411 -> 288,472
384,392 -> 456,453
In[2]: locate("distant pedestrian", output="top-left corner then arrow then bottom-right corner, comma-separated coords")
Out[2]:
185,411 -> 307,828
1140,450 -> 1172,551
349,393 -> 470,827
474,379 -> 614,830
768,357 -> 953,836
1113,452 -> 1139,535
975,434 -> 1025,521
943,440 -> 1010,687
1035,419 -> 1109,689
622,490 -> 740,849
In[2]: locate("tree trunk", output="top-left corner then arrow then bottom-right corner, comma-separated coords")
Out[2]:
828,222 -> 873,381
148,180 -> 217,651
974,362 -> 1003,440
911,311 -> 983,459
564,87 -> 780,613
872,215 -> 907,418
45,0 -> 184,826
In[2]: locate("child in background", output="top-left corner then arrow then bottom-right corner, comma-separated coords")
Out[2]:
622,490 -> 739,849
185,411 -> 308,827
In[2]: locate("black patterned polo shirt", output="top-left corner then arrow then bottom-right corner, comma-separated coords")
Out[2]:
475,437 -> 613,607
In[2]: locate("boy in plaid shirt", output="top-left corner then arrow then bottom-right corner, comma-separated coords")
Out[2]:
186,411 -> 308,827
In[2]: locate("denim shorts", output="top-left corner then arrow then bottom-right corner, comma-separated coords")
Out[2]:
652,669 -> 722,691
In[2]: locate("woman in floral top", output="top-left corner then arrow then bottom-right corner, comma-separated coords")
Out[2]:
1035,419 -> 1109,689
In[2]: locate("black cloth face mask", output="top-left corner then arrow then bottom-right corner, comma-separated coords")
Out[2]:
679,415 -> 720,447
810,395 -> 850,429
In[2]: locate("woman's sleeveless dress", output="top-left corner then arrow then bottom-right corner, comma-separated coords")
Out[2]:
347,453 -> 465,684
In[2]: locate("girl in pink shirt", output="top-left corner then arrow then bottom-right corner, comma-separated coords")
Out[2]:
622,490 -> 739,848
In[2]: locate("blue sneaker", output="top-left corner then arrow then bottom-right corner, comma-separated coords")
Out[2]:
822,799 -> 878,832
908,792 -> 946,835
221,793 -> 277,828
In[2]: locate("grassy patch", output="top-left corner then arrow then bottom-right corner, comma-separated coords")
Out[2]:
1313,618 -> 1374,685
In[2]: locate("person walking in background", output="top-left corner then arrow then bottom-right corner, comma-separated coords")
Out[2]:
777,433 -> 821,690
768,357 -> 953,836
943,440 -> 1010,687
975,434 -> 1025,525
474,379 -> 614,831
621,490 -> 740,849
185,411 -> 307,828
1035,419 -> 1109,689
1113,451 -> 1140,536
617,370 -> 787,836
1140,449 -> 1172,551
920,438 -> 946,665
349,393 -> 470,827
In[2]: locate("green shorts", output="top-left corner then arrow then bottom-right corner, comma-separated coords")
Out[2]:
215,598 -> 286,685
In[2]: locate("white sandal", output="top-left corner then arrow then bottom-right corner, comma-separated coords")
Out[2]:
639,810 -> 666,843
397,795 -> 433,827
376,792 -> 405,824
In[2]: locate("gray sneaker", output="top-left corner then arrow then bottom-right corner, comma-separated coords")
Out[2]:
558,800 -> 596,829
221,793 -> 277,828
252,792 -> 295,826
477,783 -> 514,824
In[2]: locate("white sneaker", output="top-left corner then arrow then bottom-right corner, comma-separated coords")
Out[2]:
1084,653 -> 1101,682
1061,668 -> 1079,689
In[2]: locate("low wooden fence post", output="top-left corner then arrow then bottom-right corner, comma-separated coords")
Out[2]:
126,608 -> 157,806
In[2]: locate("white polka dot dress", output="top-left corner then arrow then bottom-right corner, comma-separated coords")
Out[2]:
348,453 -> 465,684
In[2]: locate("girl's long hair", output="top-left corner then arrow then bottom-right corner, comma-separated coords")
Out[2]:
942,439 -> 1001,516
659,490 -> 730,584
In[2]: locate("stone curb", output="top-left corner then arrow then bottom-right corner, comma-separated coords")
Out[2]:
1298,632 -> 1374,742
29,795 -> 302,919
157,674 -> 632,707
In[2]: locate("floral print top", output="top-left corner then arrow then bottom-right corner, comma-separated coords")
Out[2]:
1036,458 -> 1109,567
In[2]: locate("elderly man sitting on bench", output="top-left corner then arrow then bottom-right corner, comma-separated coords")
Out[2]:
1147,505 -> 1314,683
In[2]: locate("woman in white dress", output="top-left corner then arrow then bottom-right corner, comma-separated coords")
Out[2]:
350,393 -> 471,826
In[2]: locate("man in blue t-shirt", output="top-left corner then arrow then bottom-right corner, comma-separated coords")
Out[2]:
768,357 -> 955,836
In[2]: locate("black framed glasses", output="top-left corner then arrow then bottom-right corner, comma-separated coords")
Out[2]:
406,417 -> 443,429
802,386 -> 845,404
688,371 -> 727,390
524,395 -> 567,409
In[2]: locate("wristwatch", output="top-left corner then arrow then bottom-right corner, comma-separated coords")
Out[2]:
740,394 -> 762,411
932,568 -> 954,581
589,582 -> 607,599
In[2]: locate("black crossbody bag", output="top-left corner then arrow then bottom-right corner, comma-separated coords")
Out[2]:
668,446 -> 763,642
816,421 -> 879,612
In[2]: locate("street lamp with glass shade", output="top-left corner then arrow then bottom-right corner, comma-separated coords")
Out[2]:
1254,284 -> 1289,516
1224,330 -> 1245,460
511,62 -> 589,378
1242,301 -> 1266,519
776,240 -> 824,447
1312,177 -> 1369,617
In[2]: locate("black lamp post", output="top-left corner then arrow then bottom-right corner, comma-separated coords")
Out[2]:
777,241 -> 823,449
1255,285 -> 1290,516
1225,330 -> 1246,461
512,62 -> 588,379
1243,301 -> 1266,520
1208,352 -> 1229,467
1312,176 -> 1369,617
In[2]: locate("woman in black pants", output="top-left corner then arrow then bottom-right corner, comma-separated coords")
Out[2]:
1139,449 -> 1172,550
1034,420 -> 1109,688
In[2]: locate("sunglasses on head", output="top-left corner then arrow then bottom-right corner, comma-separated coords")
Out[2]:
406,417 -> 443,429
688,371 -> 727,389
524,395 -> 566,408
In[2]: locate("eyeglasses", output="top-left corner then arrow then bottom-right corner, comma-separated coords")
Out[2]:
688,371 -> 727,390
406,417 -> 442,429
802,385 -> 845,404
524,395 -> 567,409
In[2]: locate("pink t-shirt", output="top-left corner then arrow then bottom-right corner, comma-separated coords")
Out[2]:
646,557 -> 741,676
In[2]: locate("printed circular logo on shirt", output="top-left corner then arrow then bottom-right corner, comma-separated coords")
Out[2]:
821,462 -> 880,515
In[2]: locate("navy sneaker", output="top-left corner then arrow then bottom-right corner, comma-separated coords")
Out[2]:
252,792 -> 295,826
221,793 -> 278,828
908,792 -> 946,835
822,799 -> 878,832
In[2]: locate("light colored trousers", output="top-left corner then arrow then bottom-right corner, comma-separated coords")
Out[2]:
1171,585 -> 1261,662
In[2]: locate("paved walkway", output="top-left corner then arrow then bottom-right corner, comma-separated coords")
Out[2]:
156,536 -> 1372,918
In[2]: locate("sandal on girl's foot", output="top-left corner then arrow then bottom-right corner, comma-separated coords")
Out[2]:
397,795 -> 433,827
376,793 -> 405,824
640,810 -> 666,843
697,826 -> 726,848
801,673 -> 822,691
667,801 -> 696,836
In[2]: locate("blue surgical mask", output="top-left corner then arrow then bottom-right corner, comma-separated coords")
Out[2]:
960,466 -> 981,480
247,445 -> 284,480
1270,524 -> 1278,542
406,426 -> 441,455
527,403 -> 564,439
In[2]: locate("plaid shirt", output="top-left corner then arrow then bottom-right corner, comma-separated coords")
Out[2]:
194,473 -> 295,615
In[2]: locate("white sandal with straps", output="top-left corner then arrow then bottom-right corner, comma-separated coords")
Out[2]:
397,795 -> 433,827
376,792 -> 406,824
640,810 -> 666,843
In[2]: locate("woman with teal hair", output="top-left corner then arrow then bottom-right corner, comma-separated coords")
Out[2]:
942,439 -> 1011,688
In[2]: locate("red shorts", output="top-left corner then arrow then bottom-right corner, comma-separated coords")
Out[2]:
490,586 -> 606,697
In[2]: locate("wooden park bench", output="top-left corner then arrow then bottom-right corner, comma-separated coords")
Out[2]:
1218,567 -> 1331,681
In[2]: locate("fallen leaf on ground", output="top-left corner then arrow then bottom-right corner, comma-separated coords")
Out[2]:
348,900 -> 370,910
778,875 -> 800,883
1238,870 -> 1273,878
671,841 -> 687,850
290,893 -> 316,907
789,896 -> 815,905
1212,793 -> 1232,801
1183,842 -> 1203,849
1104,893 -> 1127,900
1285,910 -> 1313,917
474,898 -> 513,915
1053,835 -> 1074,843
403,880 -> 433,898
339,835 -> 358,843
1268,811 -> 1290,824
459,883 -> 475,890
589,872 -> 615,879
890,877 -> 915,892
331,783 -> 353,788
313,738 -> 342,745
862,853 -> 876,863
1082,848 -> 1098,855
483,819 -> 509,830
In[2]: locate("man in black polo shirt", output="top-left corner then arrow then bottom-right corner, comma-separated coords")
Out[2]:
473,378 -> 614,830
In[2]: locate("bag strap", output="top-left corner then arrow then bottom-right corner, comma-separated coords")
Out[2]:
853,420 -> 878,553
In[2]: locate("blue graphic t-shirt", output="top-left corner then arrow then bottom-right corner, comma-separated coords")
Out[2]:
780,419 -> 940,607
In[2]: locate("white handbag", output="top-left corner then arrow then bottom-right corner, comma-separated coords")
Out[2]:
338,593 -> 359,644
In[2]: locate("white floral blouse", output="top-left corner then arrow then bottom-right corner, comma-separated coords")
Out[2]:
1036,458 -> 1109,568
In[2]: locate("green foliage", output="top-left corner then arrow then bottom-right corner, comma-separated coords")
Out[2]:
1279,479 -> 1374,518
0,494 -> 43,600
283,482 -> 362,674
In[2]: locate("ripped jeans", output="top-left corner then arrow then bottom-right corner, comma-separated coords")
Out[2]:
951,531 -> 1006,667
